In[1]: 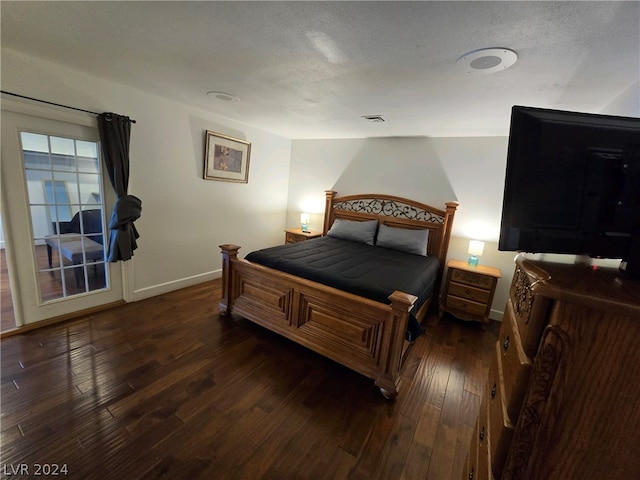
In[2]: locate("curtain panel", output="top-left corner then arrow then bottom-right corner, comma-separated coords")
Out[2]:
97,113 -> 141,262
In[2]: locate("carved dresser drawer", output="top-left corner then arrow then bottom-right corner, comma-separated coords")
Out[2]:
466,417 -> 479,480
445,295 -> 487,316
448,282 -> 492,304
451,268 -> 496,290
466,374 -> 500,480
498,301 -> 533,421
462,254 -> 640,480
508,265 -> 551,358
488,343 -> 515,479
477,419 -> 492,480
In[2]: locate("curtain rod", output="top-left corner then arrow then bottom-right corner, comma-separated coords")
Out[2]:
0,90 -> 136,123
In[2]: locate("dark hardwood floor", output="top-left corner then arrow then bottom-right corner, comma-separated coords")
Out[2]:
0,279 -> 498,479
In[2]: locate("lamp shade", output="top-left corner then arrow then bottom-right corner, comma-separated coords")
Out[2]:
468,240 -> 485,256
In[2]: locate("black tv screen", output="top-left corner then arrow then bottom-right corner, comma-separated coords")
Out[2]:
498,106 -> 640,276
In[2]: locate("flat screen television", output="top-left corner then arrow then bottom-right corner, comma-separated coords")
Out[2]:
498,105 -> 640,278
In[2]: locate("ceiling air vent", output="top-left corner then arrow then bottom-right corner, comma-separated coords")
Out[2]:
362,115 -> 385,123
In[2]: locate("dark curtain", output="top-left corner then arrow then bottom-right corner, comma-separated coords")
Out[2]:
97,113 -> 142,262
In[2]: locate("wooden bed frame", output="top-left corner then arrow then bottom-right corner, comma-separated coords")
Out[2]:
219,191 -> 457,398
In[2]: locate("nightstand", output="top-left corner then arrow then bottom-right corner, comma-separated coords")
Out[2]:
439,259 -> 501,325
284,228 -> 322,244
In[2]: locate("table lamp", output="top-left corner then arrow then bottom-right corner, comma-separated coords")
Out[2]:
300,213 -> 310,233
468,240 -> 484,267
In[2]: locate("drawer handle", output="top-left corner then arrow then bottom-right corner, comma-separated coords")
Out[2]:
503,336 -> 510,352
491,383 -> 497,399
479,426 -> 485,441
468,468 -> 474,480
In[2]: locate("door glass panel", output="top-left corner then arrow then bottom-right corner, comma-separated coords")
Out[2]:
78,173 -> 102,206
49,136 -> 76,172
44,180 -> 72,223
76,141 -> 100,173
21,132 -> 108,302
21,133 -> 51,170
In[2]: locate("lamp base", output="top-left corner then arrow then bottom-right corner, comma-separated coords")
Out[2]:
468,255 -> 479,267
301,223 -> 309,233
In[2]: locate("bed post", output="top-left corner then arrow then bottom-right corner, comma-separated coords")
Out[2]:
219,244 -> 240,316
439,201 -> 459,262
323,190 -> 337,235
375,291 -> 417,399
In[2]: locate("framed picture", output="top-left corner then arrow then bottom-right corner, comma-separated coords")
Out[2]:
203,131 -> 251,183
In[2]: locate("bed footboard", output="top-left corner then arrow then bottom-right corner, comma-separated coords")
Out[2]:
219,244 -> 416,399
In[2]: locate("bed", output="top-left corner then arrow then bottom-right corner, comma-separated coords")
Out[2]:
219,191 -> 457,398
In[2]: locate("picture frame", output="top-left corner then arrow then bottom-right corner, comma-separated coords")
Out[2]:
203,131 -> 251,183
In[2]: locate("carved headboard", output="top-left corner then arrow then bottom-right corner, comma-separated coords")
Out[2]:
323,190 -> 458,262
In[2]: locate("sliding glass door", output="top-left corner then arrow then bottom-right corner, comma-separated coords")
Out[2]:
1,109 -> 123,327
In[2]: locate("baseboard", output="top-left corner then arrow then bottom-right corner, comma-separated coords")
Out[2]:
489,307 -> 504,322
132,269 -> 222,302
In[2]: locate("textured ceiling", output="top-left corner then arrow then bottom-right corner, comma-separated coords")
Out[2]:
2,1 -> 639,139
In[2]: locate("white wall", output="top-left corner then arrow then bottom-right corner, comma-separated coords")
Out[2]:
601,79 -> 639,117
288,136 -> 509,236
1,49 -> 292,301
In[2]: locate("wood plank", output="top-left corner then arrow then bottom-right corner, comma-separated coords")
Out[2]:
375,414 -> 419,480
459,390 -> 481,428
427,369 -> 466,480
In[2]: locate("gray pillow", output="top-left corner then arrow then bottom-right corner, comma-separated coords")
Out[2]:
327,218 -> 378,245
376,224 -> 430,256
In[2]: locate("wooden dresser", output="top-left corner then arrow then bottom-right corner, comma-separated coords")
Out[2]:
440,259 -> 502,325
464,254 -> 640,480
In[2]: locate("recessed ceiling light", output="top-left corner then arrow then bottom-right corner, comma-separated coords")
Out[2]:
456,48 -> 518,74
207,91 -> 240,102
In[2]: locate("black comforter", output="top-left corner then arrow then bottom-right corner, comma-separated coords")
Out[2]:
245,236 -> 440,341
